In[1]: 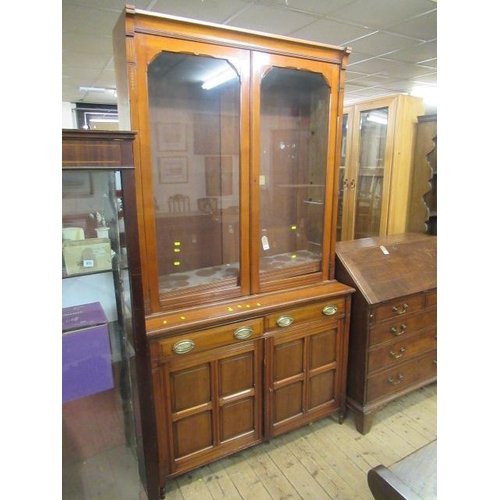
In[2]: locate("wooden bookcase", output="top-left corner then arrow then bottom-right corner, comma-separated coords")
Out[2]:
113,6 -> 354,497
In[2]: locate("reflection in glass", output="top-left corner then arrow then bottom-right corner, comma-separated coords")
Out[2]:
62,170 -> 147,499
259,67 -> 330,279
354,107 -> 388,239
147,52 -> 241,294
336,113 -> 349,240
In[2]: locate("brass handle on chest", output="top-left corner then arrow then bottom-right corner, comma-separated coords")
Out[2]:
276,315 -> 294,327
390,347 -> 405,359
392,303 -> 409,314
388,373 -> 404,385
322,305 -> 338,316
390,324 -> 406,336
172,339 -> 195,354
234,326 -> 254,340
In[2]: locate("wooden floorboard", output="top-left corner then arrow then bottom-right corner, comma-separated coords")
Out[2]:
166,383 -> 437,499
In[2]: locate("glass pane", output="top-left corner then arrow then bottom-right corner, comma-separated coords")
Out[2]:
147,52 -> 240,294
336,113 -> 348,240
354,107 -> 388,239
259,67 -> 330,279
62,170 -> 147,499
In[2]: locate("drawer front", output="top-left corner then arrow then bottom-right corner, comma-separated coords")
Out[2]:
426,289 -> 437,308
159,317 -> 264,358
371,293 -> 425,324
366,349 -> 437,402
265,297 -> 346,330
369,307 -> 436,347
367,327 -> 437,374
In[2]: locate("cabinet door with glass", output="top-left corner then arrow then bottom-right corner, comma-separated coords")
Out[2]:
251,53 -> 340,294
125,34 -> 251,313
336,95 -> 424,241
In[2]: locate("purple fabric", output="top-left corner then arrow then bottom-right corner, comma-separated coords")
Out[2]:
62,303 -> 113,403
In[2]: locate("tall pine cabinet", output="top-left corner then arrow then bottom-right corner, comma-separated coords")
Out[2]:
336,95 -> 425,241
113,6 -> 353,497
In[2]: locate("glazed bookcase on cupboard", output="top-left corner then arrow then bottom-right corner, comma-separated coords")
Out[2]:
113,6 -> 353,498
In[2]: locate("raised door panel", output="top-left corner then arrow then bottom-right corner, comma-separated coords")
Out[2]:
162,339 -> 263,477
267,320 -> 343,437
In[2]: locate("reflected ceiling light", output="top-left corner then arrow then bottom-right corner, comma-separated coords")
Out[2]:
201,69 -> 238,90
366,113 -> 387,125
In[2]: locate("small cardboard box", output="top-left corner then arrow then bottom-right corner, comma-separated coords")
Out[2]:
63,238 -> 112,275
62,302 -> 113,403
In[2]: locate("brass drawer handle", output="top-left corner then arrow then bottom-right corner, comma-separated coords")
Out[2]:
392,303 -> 409,314
390,347 -> 405,359
390,324 -> 406,336
276,315 -> 294,327
388,373 -> 404,385
172,339 -> 195,354
234,326 -> 253,340
322,305 -> 338,316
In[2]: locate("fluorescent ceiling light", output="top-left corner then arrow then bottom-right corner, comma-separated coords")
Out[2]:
79,86 -> 106,93
202,69 -> 238,90
89,118 -> 119,123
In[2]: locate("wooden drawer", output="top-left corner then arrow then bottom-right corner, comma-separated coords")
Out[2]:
426,289 -> 437,308
265,297 -> 346,330
371,293 -> 425,324
158,317 -> 264,359
366,349 -> 437,402
369,307 -> 436,347
367,327 -> 437,374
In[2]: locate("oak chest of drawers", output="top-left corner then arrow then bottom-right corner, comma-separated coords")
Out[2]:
335,233 -> 436,434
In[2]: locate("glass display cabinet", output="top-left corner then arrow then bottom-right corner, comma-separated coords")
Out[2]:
336,95 -> 425,241
113,7 -> 354,498
62,130 -> 159,500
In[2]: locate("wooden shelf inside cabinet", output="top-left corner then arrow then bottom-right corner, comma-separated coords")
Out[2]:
335,233 -> 436,435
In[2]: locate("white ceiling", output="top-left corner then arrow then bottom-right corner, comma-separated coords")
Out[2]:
62,0 -> 437,108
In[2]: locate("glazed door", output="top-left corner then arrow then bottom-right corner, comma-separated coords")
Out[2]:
337,99 -> 396,240
134,36 -> 251,311
251,52 -> 340,293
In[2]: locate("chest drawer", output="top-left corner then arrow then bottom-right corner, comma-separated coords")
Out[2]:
369,307 -> 436,347
367,327 -> 437,374
366,349 -> 437,402
158,317 -> 264,359
265,297 -> 346,330
371,293 -> 425,324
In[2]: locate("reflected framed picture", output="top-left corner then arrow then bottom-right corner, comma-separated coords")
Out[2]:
62,171 -> 93,198
159,157 -> 188,184
156,123 -> 187,151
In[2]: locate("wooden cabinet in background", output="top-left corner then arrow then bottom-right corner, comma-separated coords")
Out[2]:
335,233 -> 436,434
407,114 -> 437,235
113,7 -> 353,498
337,95 -> 425,241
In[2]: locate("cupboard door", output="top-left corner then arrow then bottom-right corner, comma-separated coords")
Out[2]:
160,340 -> 262,477
252,53 -> 340,293
265,319 -> 344,438
135,36 -> 251,311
